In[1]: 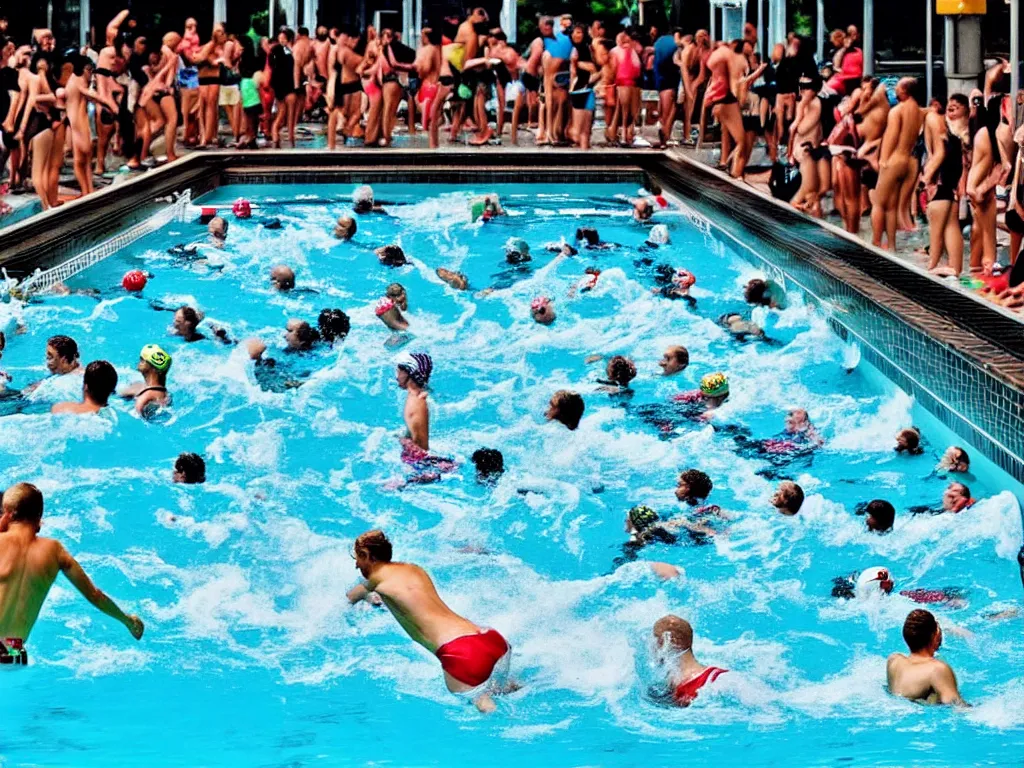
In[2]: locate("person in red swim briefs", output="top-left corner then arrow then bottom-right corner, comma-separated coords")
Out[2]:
653,614 -> 727,706
347,529 -> 516,712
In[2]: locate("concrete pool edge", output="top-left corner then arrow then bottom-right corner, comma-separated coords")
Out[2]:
1,149 -> 1023,482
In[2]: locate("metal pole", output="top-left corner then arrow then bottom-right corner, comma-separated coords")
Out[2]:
710,5 -> 716,44
80,0 -> 89,48
944,16 -> 954,77
269,0 -> 275,36
1012,0 -> 1020,110
757,0 -> 763,56
816,0 -> 824,61
863,0 -> 874,76
925,0 -> 932,103
214,0 -> 227,24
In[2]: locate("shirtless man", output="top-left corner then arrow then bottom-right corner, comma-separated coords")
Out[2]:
680,30 -> 709,143
789,77 -> 823,215
513,30 -> 545,144
51,360 -> 118,414
347,529 -> 513,713
395,351 -> 432,451
311,26 -> 332,110
887,608 -> 967,706
852,77 -> 890,215
94,10 -> 130,175
653,615 -> 727,706
65,56 -> 117,196
871,77 -> 924,250
0,483 -> 143,664
414,27 -> 442,147
448,8 -> 487,143
292,27 -> 313,122
327,30 -> 363,148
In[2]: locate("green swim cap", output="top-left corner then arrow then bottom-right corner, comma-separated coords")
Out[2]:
140,344 -> 172,373
700,372 -> 729,398
628,505 -> 660,533
457,84 -> 473,100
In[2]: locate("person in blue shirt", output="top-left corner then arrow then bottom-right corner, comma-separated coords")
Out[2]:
653,29 -> 684,146
540,18 -> 573,143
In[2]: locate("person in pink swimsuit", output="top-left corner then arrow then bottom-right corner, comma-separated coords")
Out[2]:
653,614 -> 728,706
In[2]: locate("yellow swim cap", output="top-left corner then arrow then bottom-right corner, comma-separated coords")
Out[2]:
140,344 -> 172,373
700,372 -> 729,398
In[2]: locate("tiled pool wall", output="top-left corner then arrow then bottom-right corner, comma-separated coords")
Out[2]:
2,150 -> 1023,483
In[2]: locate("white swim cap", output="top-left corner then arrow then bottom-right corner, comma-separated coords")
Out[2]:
353,185 -> 374,205
649,224 -> 670,245
856,566 -> 893,597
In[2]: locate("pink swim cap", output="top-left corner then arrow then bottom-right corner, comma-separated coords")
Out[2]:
232,199 -> 252,219
672,269 -> 696,289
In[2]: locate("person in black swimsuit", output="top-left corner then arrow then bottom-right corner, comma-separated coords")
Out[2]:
270,28 -> 299,147
923,93 -> 967,275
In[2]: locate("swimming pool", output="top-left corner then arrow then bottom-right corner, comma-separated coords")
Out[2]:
2,181 -> 1022,767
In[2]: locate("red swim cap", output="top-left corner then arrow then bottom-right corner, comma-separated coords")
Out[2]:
232,199 -> 252,219
122,270 -> 147,292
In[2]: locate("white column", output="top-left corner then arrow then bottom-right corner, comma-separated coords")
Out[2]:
756,0 -> 763,57
1012,0 -> 1020,112
286,0 -> 297,29
303,0 -> 317,29
416,0 -> 425,43
925,0 -> 932,103
816,0 -> 824,60
80,0 -> 89,47
269,0 -> 275,35
214,0 -> 227,24
710,3 -> 716,45
863,0 -> 874,75
402,0 -> 412,42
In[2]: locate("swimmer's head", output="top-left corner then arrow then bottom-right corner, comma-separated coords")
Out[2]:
546,389 -> 585,430
317,308 -> 350,344
232,198 -> 252,219
648,224 -> 670,245
0,482 -> 44,532
173,452 -> 206,484
895,427 -> 922,455
942,481 -> 972,513
784,408 -> 810,434
352,185 -> 375,213
376,244 -> 407,267
634,198 -> 654,221
938,446 -> 970,473
576,227 -> 600,246
505,237 -> 531,264
208,216 -> 228,243
671,268 -> 696,290
395,351 -> 433,389
744,278 -> 770,306
606,355 -> 637,387
675,468 -> 712,504
270,265 -> 296,291
471,448 -> 504,482
652,614 -> 693,654
856,566 -> 894,597
284,319 -> 320,351
173,306 -> 203,338
699,372 -> 729,400
46,334 -> 79,374
531,296 -> 556,324
436,268 -> 469,290
864,499 -> 895,532
138,344 -> 172,377
626,504 -> 660,534
386,283 -> 408,311
83,360 -> 118,406
659,345 -> 689,375
353,529 -> 393,577
333,215 -> 357,240
902,608 -> 941,653
771,480 -> 804,515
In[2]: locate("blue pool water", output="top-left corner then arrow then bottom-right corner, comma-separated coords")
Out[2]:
1,182 -> 1023,767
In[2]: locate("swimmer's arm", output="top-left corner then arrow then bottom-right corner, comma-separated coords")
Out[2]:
119,382 -> 143,398
347,583 -> 371,603
57,543 -> 144,639
856,138 -> 881,159
933,662 -> 969,707
922,114 -> 945,185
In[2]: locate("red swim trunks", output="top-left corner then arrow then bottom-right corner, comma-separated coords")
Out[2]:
673,666 -> 727,706
435,629 -> 510,687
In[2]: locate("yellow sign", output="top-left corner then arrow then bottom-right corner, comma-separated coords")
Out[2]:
936,0 -> 986,14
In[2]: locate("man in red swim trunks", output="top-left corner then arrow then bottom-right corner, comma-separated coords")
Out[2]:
347,529 -> 514,712
653,614 -> 727,706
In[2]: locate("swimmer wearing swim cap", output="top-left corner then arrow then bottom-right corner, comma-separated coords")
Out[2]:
208,216 -> 228,247
353,185 -> 381,214
531,296 -> 556,324
647,224 -> 670,246
699,372 -> 729,406
122,344 -> 172,415
396,351 -> 434,450
334,216 -> 357,240
470,194 -> 504,223
505,237 -> 531,264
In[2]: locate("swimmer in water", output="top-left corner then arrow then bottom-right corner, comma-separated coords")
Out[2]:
317,309 -> 351,345
386,283 -> 408,312
861,499 -> 896,532
0,483 -> 144,664
376,296 -> 410,331
632,372 -> 729,437
675,372 -> 729,417
718,313 -> 767,342
782,408 -> 824,446
471,448 -> 504,483
936,446 -> 970,475
940,481 -> 974,513
744,277 -> 787,309
347,529 -> 515,713
284,320 -> 321,351
575,227 -> 615,250
675,468 -> 713,505
51,360 -> 118,415
646,224 -> 671,247
333,215 -> 357,240
119,345 -> 172,415
887,609 -> 968,706
616,505 -> 713,563
659,345 -> 690,375
396,351 -> 433,451
530,296 -> 556,324
657,268 -> 697,303
208,216 -> 229,247
25,335 -> 84,394
270,265 -> 296,291
436,268 -> 469,290
505,237 -> 532,264
376,245 -> 408,267
470,194 -> 504,223
173,452 -> 207,484
832,566 -> 967,608
597,355 -> 637,392
568,267 -> 600,297
634,198 -> 654,221
772,480 -> 804,515
353,185 -> 386,214
895,426 -> 923,455
545,389 -> 585,430
171,306 -> 206,342
653,615 -> 728,707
